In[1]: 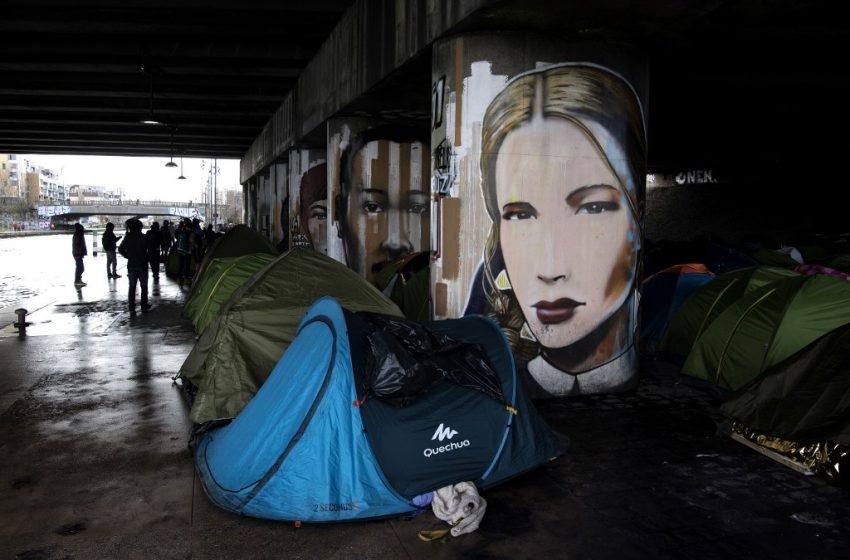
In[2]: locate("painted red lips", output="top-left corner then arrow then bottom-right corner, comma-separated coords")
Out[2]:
532,298 -> 585,325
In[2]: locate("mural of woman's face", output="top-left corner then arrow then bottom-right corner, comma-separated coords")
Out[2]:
345,139 -> 430,279
495,119 -> 637,350
307,200 -> 327,254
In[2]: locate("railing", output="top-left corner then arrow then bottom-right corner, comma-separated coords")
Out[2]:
65,200 -> 196,207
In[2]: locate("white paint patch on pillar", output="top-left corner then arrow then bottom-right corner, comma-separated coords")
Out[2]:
386,141 -> 401,247
409,142 -> 423,250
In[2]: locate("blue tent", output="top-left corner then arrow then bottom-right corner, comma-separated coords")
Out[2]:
195,296 -> 563,522
640,264 -> 715,354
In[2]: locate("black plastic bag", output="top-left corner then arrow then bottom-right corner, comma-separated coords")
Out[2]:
360,313 -> 505,406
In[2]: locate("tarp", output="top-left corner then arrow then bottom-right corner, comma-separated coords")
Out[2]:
721,322 -> 850,446
195,297 -> 564,521
795,263 -> 850,281
639,263 -> 714,354
184,253 -> 277,334
179,247 -> 403,423
682,274 -> 850,390
660,266 -> 799,360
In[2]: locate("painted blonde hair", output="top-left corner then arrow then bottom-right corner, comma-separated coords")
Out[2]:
478,63 -> 646,361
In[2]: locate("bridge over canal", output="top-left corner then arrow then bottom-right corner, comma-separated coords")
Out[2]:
37,201 -> 206,221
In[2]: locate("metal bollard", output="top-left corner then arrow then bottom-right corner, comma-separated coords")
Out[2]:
13,308 -> 30,334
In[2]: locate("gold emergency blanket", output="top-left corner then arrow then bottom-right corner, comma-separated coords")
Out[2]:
731,422 -> 847,483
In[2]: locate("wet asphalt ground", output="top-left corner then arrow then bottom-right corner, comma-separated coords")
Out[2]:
1,266 -> 849,559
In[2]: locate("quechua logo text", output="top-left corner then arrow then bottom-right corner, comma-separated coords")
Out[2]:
424,423 -> 470,458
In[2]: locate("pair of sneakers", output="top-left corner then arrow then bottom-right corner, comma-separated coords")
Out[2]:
108,273 -> 122,278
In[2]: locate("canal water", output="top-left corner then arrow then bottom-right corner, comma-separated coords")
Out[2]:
0,232 -> 125,310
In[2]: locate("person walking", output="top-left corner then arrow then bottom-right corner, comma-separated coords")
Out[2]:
72,223 -> 87,287
175,218 -> 192,286
101,222 -> 123,279
160,220 -> 173,260
146,221 -> 162,282
118,219 -> 152,316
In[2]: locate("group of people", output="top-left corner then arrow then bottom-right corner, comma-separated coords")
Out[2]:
70,218 -> 190,317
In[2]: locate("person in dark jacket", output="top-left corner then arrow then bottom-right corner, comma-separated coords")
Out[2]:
175,218 -> 193,286
71,223 -> 87,286
160,220 -> 173,260
118,219 -> 152,316
145,221 -> 161,282
101,222 -> 123,279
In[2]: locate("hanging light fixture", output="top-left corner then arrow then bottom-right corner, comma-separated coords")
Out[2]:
178,156 -> 186,180
165,127 -> 178,167
139,71 -> 163,126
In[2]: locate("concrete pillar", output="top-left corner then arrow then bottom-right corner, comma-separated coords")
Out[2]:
270,162 -> 287,247
256,171 -> 272,239
327,117 -> 431,282
245,179 -> 260,231
431,34 -> 649,397
288,148 -> 328,254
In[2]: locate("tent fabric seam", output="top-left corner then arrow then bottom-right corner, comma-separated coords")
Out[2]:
196,258 -> 245,329
479,315 -> 518,482
715,287 -> 776,384
237,315 -> 339,509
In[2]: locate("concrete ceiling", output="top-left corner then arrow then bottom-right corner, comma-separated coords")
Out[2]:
0,0 -> 355,159
1,0 -> 846,176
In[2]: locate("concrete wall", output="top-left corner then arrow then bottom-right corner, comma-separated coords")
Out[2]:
645,177 -> 850,244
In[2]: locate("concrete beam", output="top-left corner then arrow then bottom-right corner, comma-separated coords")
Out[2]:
240,0 -> 495,183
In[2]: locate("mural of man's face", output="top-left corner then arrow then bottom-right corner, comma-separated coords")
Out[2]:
307,200 -> 328,254
343,139 -> 430,280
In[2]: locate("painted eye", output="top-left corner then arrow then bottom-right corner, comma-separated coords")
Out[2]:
310,209 -> 327,221
576,201 -> 619,215
501,202 -> 537,221
408,203 -> 428,215
362,201 -> 385,214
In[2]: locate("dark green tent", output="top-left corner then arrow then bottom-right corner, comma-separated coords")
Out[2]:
184,253 -> 277,334
721,322 -> 850,446
372,251 -> 431,322
659,266 -> 798,360
179,247 -> 402,423
751,248 -> 800,269
828,255 -> 850,274
189,224 -> 277,297
682,274 -> 850,391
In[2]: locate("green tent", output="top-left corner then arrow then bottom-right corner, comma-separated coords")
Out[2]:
682,274 -> 850,391
751,248 -> 800,268
189,224 -> 277,297
721,322 -> 850,446
659,266 -> 799,360
179,247 -> 403,423
372,251 -> 431,322
184,253 -> 277,334
166,251 -> 180,277
827,255 -> 850,274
